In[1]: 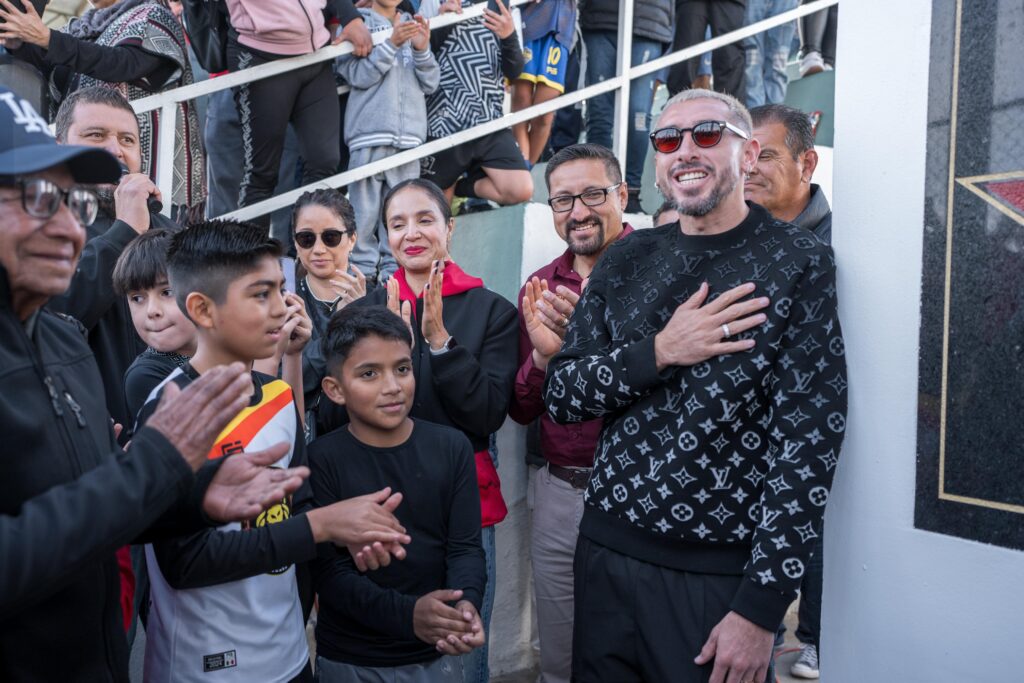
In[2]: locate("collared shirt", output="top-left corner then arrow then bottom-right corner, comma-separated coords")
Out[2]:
509,225 -> 634,468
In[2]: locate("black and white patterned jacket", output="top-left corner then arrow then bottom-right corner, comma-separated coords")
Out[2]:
544,203 -> 847,630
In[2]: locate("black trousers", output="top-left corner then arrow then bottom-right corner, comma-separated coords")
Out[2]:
228,38 -> 340,228
668,0 -> 747,98
572,536 -> 775,683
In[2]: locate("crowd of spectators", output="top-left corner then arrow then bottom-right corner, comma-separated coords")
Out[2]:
0,1 -> 841,682
0,0 -> 837,231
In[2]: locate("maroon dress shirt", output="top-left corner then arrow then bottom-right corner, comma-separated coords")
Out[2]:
509,225 -> 634,468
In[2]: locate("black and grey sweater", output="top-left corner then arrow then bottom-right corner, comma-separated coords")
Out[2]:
544,203 -> 847,630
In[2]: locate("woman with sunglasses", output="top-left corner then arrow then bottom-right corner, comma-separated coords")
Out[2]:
331,178 -> 518,683
293,188 -> 371,437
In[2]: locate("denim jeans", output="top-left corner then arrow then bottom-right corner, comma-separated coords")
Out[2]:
460,525 -> 496,683
743,0 -> 800,108
582,31 -> 664,189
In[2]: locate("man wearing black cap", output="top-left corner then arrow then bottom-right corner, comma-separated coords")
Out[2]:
0,86 -> 312,682
46,85 -> 178,441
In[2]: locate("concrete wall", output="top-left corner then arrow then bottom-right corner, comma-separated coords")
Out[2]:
824,1 -> 1024,679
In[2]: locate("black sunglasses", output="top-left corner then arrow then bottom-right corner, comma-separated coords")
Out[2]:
649,120 -> 750,153
294,228 -> 350,249
0,177 -> 99,226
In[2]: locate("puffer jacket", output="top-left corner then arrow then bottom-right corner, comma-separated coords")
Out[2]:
0,265 -> 210,682
579,0 -> 675,45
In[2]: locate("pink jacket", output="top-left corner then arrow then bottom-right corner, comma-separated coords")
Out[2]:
226,0 -> 331,56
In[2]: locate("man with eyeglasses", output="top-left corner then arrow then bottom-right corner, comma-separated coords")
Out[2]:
507,143 -> 632,683
544,90 -> 847,683
44,85 -> 177,444
0,86 -> 311,682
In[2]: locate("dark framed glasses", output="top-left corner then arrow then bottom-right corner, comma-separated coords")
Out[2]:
294,228 -> 349,249
0,177 -> 99,226
547,183 -> 622,213
649,120 -> 750,153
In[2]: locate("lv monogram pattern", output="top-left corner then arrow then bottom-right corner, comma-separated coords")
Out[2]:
544,208 -> 847,598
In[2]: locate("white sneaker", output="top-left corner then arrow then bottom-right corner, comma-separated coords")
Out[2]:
800,51 -> 825,77
791,643 -> 820,679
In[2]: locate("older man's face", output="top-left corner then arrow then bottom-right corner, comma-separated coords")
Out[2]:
654,98 -> 756,218
0,166 -> 86,316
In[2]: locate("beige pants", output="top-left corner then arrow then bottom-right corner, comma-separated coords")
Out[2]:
530,464 -> 587,683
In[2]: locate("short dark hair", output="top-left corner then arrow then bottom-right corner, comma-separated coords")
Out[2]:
652,200 -> 676,226
166,220 -> 283,314
749,104 -> 815,159
321,305 -> 413,373
381,178 -> 452,227
292,188 -> 356,237
112,229 -> 174,295
54,86 -> 138,142
544,143 -> 622,191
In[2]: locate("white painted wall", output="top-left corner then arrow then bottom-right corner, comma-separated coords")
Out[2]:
825,1 -> 1024,679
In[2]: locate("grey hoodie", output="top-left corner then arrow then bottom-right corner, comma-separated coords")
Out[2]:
335,9 -> 440,151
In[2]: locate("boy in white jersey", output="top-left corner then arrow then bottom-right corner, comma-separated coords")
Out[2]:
135,220 -> 411,682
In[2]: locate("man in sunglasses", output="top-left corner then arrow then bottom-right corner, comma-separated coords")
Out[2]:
544,89 -> 847,683
0,86 -> 311,682
45,85 -> 177,443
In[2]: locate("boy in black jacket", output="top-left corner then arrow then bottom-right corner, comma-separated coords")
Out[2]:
134,221 -> 410,682
311,306 -> 486,682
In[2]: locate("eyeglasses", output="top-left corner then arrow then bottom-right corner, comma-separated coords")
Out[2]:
547,183 -> 622,213
0,178 -> 99,226
294,228 -> 350,249
649,121 -> 750,153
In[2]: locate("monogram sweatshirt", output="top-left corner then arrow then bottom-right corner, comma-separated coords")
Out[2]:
544,203 -> 847,631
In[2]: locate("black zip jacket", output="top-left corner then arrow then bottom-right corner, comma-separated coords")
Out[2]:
48,211 -> 178,440
0,266 -> 220,682
320,287 -> 519,452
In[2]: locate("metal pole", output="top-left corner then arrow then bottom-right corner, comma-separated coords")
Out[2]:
155,103 -> 176,217
611,0 -> 634,173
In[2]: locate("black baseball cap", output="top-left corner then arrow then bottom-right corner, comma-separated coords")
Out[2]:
0,86 -> 120,183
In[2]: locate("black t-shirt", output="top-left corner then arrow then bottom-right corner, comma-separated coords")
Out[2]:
123,348 -> 189,436
309,419 -> 485,667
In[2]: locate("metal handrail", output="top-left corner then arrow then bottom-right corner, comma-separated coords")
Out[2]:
135,0 -> 839,219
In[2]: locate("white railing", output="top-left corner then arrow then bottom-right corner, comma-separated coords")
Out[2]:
134,0 -> 839,220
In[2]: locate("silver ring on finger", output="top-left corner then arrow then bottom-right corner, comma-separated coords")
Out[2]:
721,322 -> 731,338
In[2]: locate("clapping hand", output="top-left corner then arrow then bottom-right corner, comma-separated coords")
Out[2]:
523,278 -> 567,370
202,443 -> 310,523
410,14 -> 430,51
388,17 -> 419,48
422,260 -> 451,351
386,277 -> 415,346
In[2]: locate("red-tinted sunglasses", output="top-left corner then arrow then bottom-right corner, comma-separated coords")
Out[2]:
649,120 -> 750,153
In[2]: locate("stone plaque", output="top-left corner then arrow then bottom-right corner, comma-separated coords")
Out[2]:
916,0 -> 1024,550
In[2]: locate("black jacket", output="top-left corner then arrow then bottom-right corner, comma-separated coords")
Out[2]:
48,211 -> 178,439
579,0 -> 675,45
322,286 -> 519,453
0,265 -> 215,682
